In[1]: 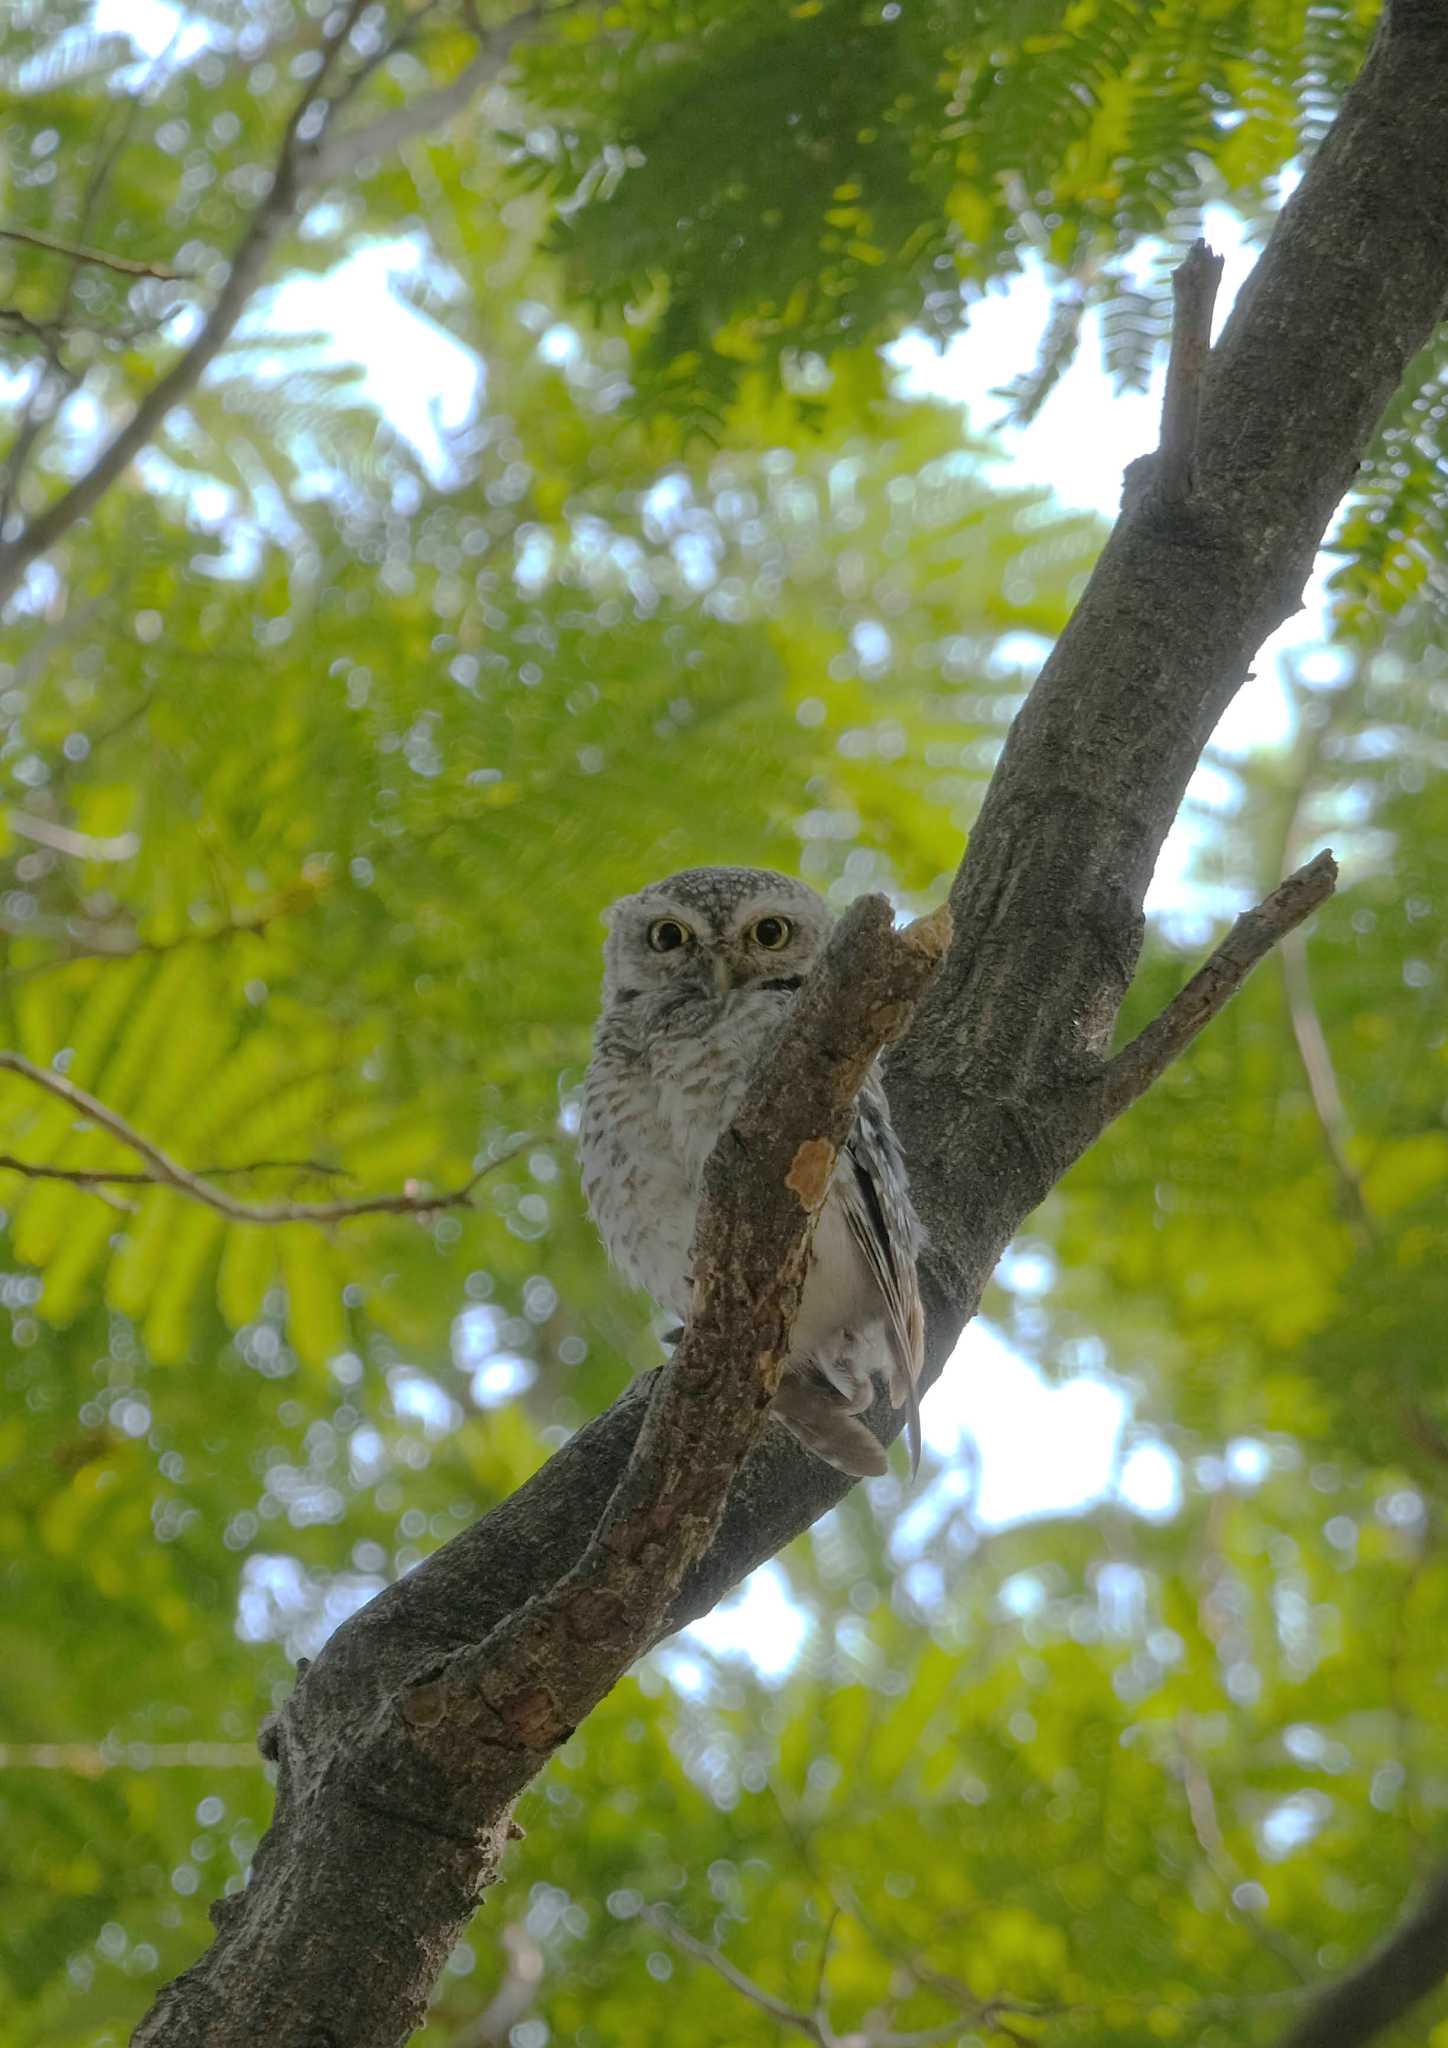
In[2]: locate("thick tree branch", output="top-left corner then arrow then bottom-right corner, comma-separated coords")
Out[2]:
0,1051 -> 525,1222
1277,1862 -> 1448,2048
129,1 -> 1448,2040
133,899 -> 948,2048
389,898 -> 948,1752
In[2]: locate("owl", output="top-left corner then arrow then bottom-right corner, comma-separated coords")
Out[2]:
578,866 -> 925,1478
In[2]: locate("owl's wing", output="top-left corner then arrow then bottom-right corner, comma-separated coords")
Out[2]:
840,1075 -> 926,1472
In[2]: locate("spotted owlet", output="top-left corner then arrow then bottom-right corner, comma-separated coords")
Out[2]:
579,866 -> 925,1477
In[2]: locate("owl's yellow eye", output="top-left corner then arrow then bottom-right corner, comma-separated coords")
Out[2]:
648,918 -> 692,953
751,916 -> 792,951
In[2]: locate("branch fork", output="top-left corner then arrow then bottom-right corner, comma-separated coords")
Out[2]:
380,896 -> 950,1777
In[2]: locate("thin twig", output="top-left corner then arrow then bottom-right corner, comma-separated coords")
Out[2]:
450,1923 -> 544,2048
0,1741 -> 262,1773
651,1908 -> 1010,2048
6,811 -> 140,862
1279,928 -> 1376,1240
0,222 -> 184,280
0,1052 -> 527,1224
0,0 -> 365,606
0,1153 -> 351,1188
650,1910 -> 825,2043
1277,1863 -> 1448,2048
1155,237 -> 1224,506
1271,679 -> 1377,1239
1177,1720 -> 1313,1985
319,0 -> 573,181
812,1905 -> 841,2035
1093,850 -> 1338,1125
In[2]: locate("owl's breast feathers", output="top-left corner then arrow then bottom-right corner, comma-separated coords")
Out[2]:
579,987 -> 790,1315
580,984 -> 925,1471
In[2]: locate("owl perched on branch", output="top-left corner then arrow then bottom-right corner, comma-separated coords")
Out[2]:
578,866 -> 925,1477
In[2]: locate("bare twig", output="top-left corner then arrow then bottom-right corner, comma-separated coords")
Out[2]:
811,1905 -> 841,2035
1177,1720 -> 1312,1985
0,222 -> 184,280
450,1924 -> 544,2048
1155,237 -> 1225,506
0,95 -> 145,524
1092,851 -> 1338,1126
653,1908 -> 990,2048
1277,1862 -> 1448,2048
0,1741 -> 261,1773
317,0 -> 578,180
0,1152 -> 350,1188
650,1910 -> 824,2043
6,811 -> 140,862
0,1052 -> 527,1223
1279,927 -> 1376,1239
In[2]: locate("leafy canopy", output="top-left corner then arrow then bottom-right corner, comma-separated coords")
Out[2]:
2,0 -> 1447,2043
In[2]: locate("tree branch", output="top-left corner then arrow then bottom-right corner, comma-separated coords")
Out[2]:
1090,850 -> 1338,1128
651,1907 -> 980,2048
313,0 -> 558,186
0,222 -> 184,280
1278,1862 -> 1448,2048
0,1052 -> 527,1223
0,1152 -> 351,1187
127,0 -> 1448,2040
0,1 -> 552,610
133,899 -> 948,2048
1152,237 -> 1225,508
650,1910 -> 824,2044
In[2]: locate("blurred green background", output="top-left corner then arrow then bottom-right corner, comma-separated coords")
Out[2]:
2,1 -> 1447,2042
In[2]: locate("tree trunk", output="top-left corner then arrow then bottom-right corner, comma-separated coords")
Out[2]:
133,4 -> 1448,2042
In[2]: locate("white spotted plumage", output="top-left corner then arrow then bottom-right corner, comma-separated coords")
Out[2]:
578,866 -> 925,1477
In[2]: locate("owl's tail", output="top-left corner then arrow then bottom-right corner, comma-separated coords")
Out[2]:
772,1370 -> 888,1478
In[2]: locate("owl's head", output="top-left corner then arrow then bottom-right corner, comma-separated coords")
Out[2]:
601,867 -> 833,1004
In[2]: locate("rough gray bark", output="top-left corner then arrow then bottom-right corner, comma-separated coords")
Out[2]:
131,1 -> 1448,2042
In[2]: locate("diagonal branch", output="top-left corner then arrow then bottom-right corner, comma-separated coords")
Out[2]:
0,1152 -> 350,1188
1088,850 -> 1338,1129
0,1052 -> 527,1223
376,901 -> 946,1742
0,1 -> 554,610
651,1904 -> 1023,2048
0,0 -> 366,608
133,898 -> 949,2048
128,2 -> 1448,2042
314,0 -> 561,184
649,1910 -> 824,2044
1277,1862 -> 1448,2048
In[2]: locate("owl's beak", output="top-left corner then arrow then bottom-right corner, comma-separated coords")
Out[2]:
709,951 -> 735,995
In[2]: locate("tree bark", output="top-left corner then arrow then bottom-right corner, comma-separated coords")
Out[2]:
133,2 -> 1448,2041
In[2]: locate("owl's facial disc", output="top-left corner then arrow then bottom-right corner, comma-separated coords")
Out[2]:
602,868 -> 831,1004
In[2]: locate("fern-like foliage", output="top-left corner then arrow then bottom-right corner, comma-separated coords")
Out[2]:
519,0 -> 1376,420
